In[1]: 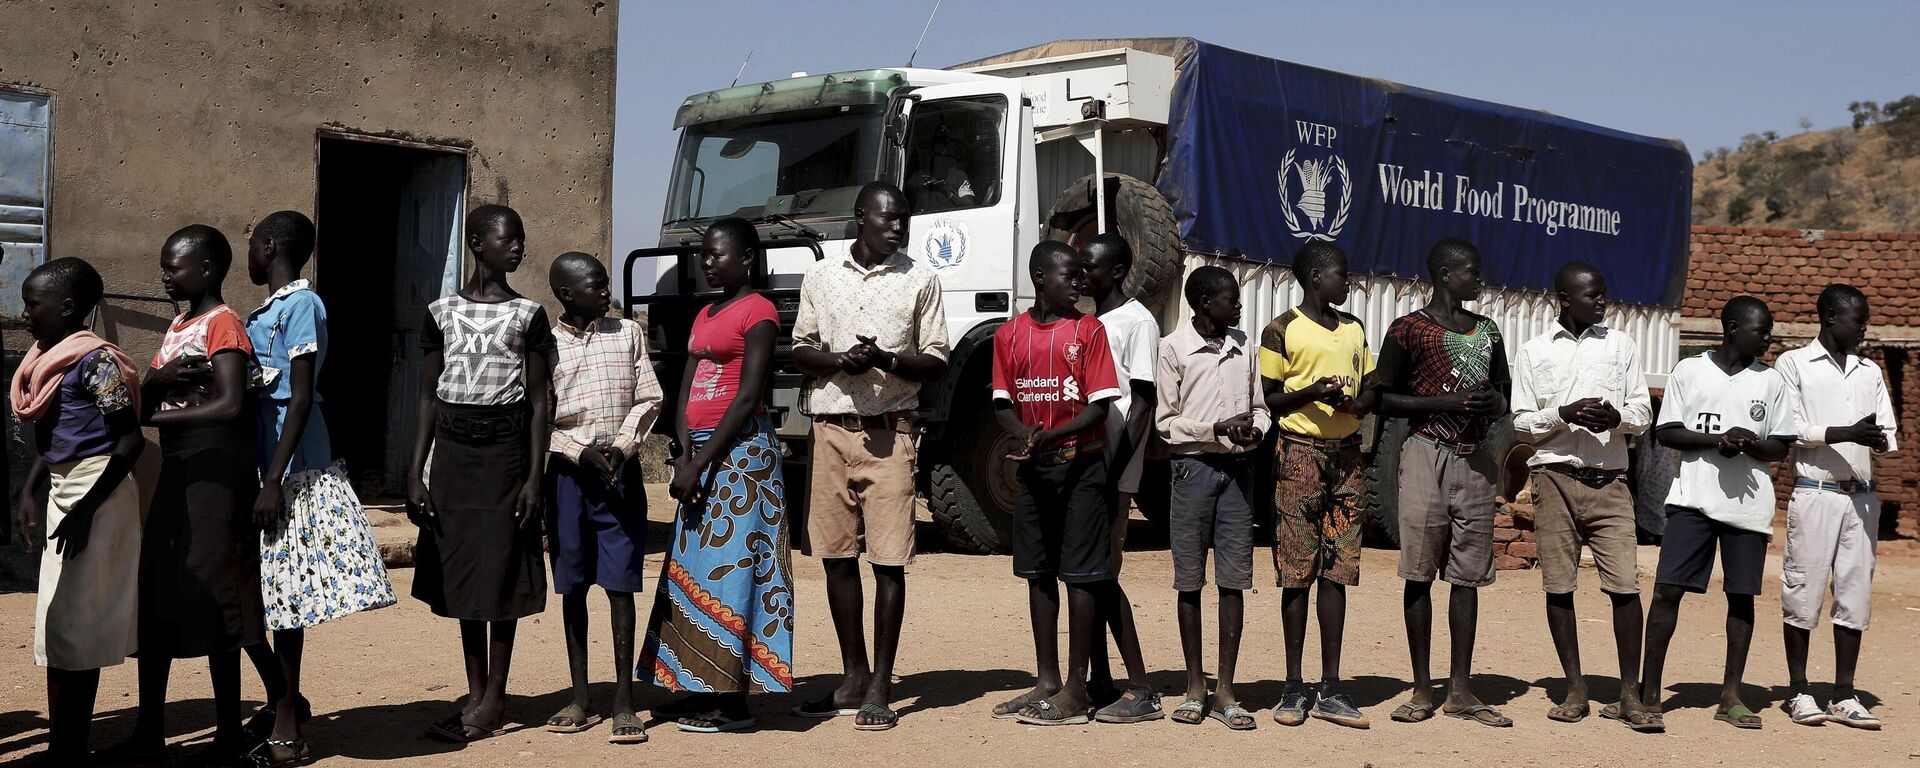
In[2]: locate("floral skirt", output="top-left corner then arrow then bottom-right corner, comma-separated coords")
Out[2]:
640,416 -> 794,693
260,462 -> 397,630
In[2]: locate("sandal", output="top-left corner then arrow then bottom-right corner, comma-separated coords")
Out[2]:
1548,701 -> 1590,723
246,696 -> 313,737
1170,697 -> 1208,725
677,710 -> 757,733
1715,704 -> 1763,730
1093,686 -> 1164,724
1209,703 -> 1257,731
545,703 -> 602,733
853,702 -> 900,731
1443,704 -> 1513,728
1013,697 -> 1093,726
607,712 -> 648,744
991,689 -> 1049,720
792,693 -> 860,719
242,738 -> 314,768
1390,701 -> 1436,723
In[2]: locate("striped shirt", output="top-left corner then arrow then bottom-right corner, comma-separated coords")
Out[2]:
549,316 -> 663,461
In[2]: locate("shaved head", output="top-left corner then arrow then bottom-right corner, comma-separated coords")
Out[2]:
1426,237 -> 1479,278
548,251 -> 602,287
1028,240 -> 1078,275
1723,295 -> 1771,327
856,181 -> 907,214
1553,261 -> 1603,294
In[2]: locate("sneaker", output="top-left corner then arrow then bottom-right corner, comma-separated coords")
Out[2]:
1310,691 -> 1371,729
1272,683 -> 1309,726
1093,686 -> 1165,724
1785,693 -> 1826,726
1826,697 -> 1882,730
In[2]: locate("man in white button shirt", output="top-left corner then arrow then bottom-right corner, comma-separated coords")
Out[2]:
1510,262 -> 1652,728
1775,284 -> 1895,730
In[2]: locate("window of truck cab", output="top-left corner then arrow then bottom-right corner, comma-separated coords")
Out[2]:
902,95 -> 1006,215
664,105 -> 884,227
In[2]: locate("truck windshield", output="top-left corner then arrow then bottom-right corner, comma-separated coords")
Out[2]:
663,106 -> 884,228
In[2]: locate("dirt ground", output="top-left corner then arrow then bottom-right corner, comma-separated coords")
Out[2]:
2,485 -> 1916,767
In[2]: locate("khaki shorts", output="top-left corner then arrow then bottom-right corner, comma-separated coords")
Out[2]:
1782,487 -> 1880,631
1396,435 -> 1498,588
1531,469 -> 1639,595
805,417 -> 917,566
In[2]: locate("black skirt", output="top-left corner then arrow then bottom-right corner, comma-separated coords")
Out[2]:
410,401 -> 548,621
140,419 -> 267,658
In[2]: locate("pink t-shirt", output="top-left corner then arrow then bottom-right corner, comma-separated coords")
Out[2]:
685,293 -> 780,431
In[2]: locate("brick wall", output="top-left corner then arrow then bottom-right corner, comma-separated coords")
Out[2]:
1492,225 -> 1920,569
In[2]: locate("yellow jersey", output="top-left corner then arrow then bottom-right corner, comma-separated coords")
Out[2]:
1258,308 -> 1375,439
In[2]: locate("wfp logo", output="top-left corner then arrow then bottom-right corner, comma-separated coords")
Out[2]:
1277,121 -> 1351,242
1278,150 -> 1351,242
922,218 -> 969,271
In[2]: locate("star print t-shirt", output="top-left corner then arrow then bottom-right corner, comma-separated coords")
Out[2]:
991,311 -> 1122,450
423,294 -> 555,406
684,293 -> 780,431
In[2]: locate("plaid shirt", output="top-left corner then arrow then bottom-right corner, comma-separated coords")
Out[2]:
549,316 -> 663,461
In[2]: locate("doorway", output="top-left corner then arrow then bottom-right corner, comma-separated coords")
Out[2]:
313,133 -> 468,497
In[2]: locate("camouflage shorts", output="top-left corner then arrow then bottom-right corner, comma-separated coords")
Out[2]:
1273,433 -> 1365,588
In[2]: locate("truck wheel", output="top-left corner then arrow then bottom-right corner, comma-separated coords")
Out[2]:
926,398 -> 1020,554
1363,415 -> 1519,549
1362,417 -> 1410,549
1045,173 -> 1183,316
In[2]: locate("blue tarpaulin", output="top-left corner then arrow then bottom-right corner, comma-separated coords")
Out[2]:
1155,41 -> 1693,307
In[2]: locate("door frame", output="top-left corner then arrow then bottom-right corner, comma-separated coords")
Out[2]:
311,127 -> 472,283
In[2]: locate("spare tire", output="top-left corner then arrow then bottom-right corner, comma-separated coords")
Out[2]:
1045,173 -> 1183,316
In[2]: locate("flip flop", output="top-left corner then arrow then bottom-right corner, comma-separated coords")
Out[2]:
1715,704 -> 1763,730
1444,704 -> 1513,728
1390,702 -> 1436,723
791,694 -> 860,719
545,704 -> 603,733
425,714 -> 468,742
241,738 -> 314,768
607,712 -> 648,744
677,711 -> 757,733
1208,703 -> 1257,731
1170,697 -> 1208,725
247,696 -> 314,738
991,690 -> 1048,720
1548,702 -> 1590,723
1013,697 -> 1092,726
853,702 -> 900,731
434,721 -> 507,744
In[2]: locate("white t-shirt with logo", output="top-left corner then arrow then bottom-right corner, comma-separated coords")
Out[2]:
1656,352 -> 1795,534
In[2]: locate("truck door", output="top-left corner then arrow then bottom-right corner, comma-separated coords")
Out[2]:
895,79 -> 1035,341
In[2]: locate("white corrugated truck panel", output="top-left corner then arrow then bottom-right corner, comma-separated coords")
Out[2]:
1166,253 -> 1679,386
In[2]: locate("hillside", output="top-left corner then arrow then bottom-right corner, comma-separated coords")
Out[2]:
1692,97 -> 1920,231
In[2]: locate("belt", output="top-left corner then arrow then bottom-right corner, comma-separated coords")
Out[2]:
1539,462 -> 1626,488
1410,432 -> 1481,457
1795,478 -> 1874,494
815,411 -> 913,432
1280,432 -> 1361,449
436,407 -> 528,445
1030,439 -> 1104,466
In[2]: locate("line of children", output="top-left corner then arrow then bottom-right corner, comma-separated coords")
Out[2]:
15,215 -> 1903,756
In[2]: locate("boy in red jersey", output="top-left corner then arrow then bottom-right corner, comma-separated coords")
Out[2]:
991,241 -> 1123,726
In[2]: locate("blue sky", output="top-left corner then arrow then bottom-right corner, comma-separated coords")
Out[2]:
612,0 -> 1919,261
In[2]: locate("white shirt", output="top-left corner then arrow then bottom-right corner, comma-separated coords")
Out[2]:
1511,323 -> 1652,470
1776,340 -> 1899,484
1100,299 -> 1159,418
1657,352 -> 1796,534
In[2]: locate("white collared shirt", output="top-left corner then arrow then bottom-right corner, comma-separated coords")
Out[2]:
1510,323 -> 1652,470
1776,340 -> 1898,483
1154,324 -> 1272,454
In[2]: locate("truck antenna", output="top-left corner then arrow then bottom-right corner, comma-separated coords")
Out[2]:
730,49 -> 753,87
904,0 -> 943,68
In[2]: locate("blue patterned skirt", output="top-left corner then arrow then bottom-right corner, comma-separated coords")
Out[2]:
640,416 -> 794,693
